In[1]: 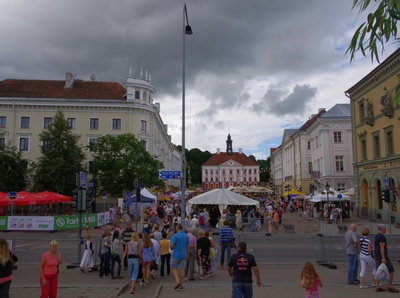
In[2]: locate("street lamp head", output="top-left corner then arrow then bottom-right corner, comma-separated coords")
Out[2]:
325,182 -> 330,192
185,25 -> 193,35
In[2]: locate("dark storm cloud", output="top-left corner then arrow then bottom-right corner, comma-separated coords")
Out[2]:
252,84 -> 318,116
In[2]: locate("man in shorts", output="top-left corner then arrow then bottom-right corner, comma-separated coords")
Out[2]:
170,223 -> 189,290
375,224 -> 399,293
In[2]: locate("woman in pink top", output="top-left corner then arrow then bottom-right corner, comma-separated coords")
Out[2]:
40,240 -> 63,298
301,262 -> 323,298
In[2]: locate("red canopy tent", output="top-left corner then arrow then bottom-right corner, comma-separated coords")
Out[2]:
36,191 -> 72,203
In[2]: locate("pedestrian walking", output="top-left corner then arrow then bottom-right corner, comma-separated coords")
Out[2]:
374,224 -> 399,292
0,238 -> 18,297
80,233 -> 94,273
121,232 -> 142,294
345,223 -> 359,285
39,240 -> 63,298
227,241 -> 262,298
358,227 -> 376,288
300,262 -> 323,298
219,220 -> 234,267
170,223 -> 189,290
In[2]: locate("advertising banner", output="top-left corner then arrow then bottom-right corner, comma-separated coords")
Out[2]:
54,214 -> 97,230
7,216 -> 54,231
0,217 -> 8,230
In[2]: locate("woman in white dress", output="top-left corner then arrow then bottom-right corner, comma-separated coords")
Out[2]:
235,210 -> 243,230
80,233 -> 94,272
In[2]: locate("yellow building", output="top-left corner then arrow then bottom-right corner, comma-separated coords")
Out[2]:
346,49 -> 400,222
0,70 -> 181,184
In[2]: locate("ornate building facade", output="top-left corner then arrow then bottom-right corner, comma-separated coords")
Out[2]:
201,134 -> 260,189
0,69 -> 181,184
345,48 -> 400,221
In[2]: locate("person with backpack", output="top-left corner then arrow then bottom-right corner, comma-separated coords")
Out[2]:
199,210 -> 207,231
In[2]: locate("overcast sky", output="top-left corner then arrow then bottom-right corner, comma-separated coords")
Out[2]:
0,0 -> 396,159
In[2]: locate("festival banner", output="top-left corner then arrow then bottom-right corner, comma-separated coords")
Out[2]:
7,216 -> 54,231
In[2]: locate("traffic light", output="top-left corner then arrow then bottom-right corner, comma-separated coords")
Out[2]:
86,182 -> 94,209
71,189 -> 81,210
382,189 -> 390,203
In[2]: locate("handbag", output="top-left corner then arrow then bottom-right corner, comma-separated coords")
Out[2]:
375,262 -> 389,281
230,237 -> 237,249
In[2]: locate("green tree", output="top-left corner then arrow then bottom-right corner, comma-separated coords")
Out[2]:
257,157 -> 270,184
186,148 -> 212,185
0,144 -> 28,191
32,111 -> 85,194
89,134 -> 163,196
347,0 -> 399,63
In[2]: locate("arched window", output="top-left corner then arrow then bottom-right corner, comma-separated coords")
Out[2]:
135,91 -> 140,99
143,91 -> 147,101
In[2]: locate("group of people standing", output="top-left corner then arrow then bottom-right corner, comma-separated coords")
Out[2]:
345,223 -> 399,293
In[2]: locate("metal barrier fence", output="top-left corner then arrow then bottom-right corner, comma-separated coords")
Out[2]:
8,234 -> 400,265
242,234 -> 400,264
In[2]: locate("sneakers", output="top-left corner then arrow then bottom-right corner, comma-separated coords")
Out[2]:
207,272 -> 214,277
199,276 -> 208,280
387,287 -> 399,293
140,281 -> 144,289
360,285 -> 369,289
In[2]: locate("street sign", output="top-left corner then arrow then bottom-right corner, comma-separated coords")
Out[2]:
159,170 -> 181,180
80,172 -> 87,187
337,194 -> 342,200
101,191 -> 107,200
384,178 -> 389,189
8,192 -> 17,199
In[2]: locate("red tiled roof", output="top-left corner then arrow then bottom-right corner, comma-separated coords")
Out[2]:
0,79 -> 126,100
202,152 -> 259,167
299,109 -> 326,130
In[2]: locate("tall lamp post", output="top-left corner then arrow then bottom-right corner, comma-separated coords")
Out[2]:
181,3 -> 193,229
325,182 -> 331,224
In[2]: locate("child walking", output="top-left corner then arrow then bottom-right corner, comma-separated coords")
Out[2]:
301,262 -> 323,298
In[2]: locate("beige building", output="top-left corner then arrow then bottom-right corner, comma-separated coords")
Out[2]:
345,49 -> 400,221
0,70 -> 181,185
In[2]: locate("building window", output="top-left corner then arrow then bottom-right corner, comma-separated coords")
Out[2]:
337,183 -> 346,191
19,137 -> 29,151
307,141 -> 311,150
0,137 -> 5,148
216,170 -> 219,175
315,136 -> 319,147
308,162 -> 313,174
141,139 -> 147,150
90,118 -> 99,130
20,117 -> 30,128
43,117 -> 53,129
135,90 -> 140,99
141,120 -> 147,131
372,132 -> 380,158
335,156 -> 344,172
222,169 -> 225,175
361,139 -> 367,160
67,118 -> 76,129
112,119 -> 121,130
88,138 -> 97,152
0,116 -> 6,128
143,91 -> 147,101
359,101 -> 365,120
333,132 -> 342,143
384,126 -> 394,156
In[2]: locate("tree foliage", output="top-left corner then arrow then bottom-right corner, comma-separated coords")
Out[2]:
89,134 -> 163,196
347,0 -> 399,63
32,111 -> 85,194
0,144 -> 28,191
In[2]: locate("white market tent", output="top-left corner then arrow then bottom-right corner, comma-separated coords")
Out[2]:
187,188 -> 259,215
306,188 -> 350,203
141,188 -> 157,200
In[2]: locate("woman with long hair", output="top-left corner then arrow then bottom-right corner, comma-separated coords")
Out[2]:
80,233 -> 94,273
300,262 -> 323,298
122,232 -> 142,294
140,233 -> 155,288
0,238 -> 18,297
110,230 -> 123,279
40,240 -> 63,298
159,232 -> 171,278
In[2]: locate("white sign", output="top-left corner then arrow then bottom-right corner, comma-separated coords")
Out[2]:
8,216 -> 54,231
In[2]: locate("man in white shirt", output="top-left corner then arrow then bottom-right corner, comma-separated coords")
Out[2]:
191,215 -> 199,229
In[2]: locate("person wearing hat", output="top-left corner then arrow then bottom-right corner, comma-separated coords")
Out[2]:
374,224 -> 399,292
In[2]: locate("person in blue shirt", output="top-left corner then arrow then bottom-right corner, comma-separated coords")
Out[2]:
170,224 -> 189,290
219,220 -> 234,266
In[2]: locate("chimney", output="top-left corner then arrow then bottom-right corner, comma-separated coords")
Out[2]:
216,148 -> 220,154
318,108 -> 326,113
64,72 -> 75,88
238,148 -> 243,154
